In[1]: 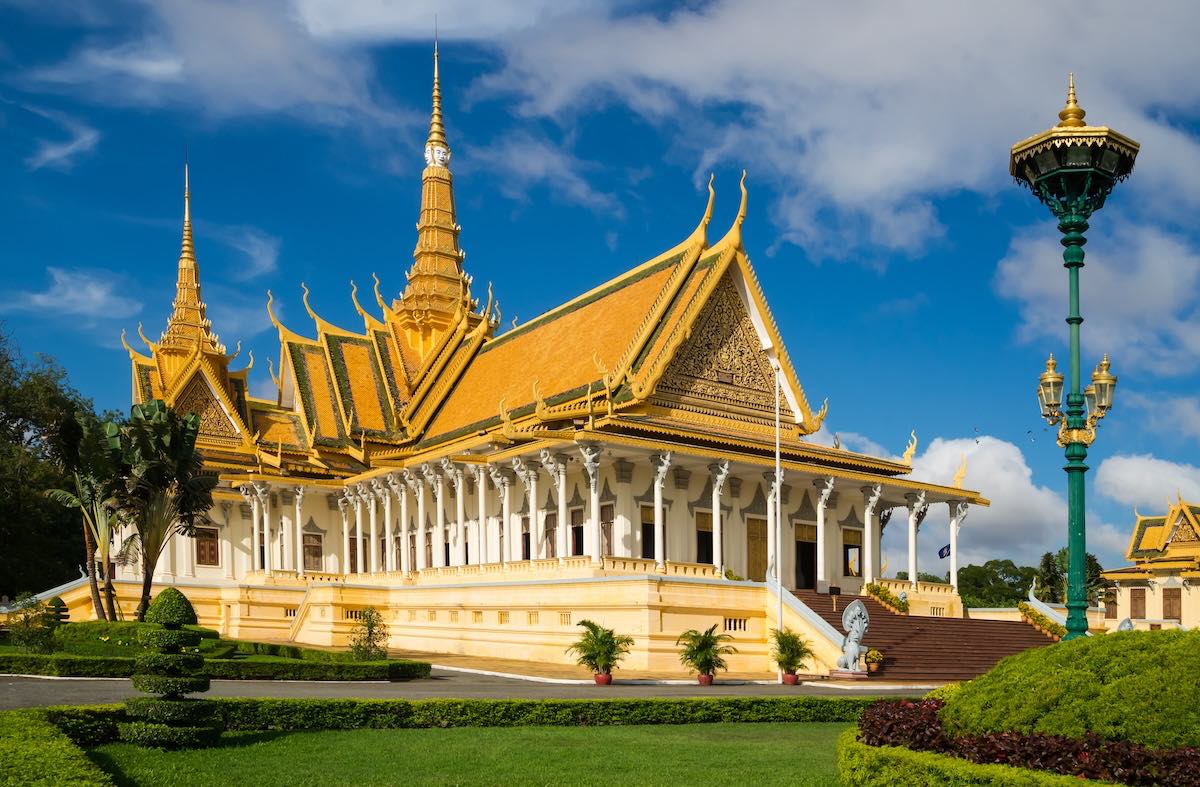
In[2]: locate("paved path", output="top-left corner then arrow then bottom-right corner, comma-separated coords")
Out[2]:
0,670 -> 923,709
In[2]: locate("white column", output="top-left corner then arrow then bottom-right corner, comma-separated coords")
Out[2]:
862,484 -> 882,586
220,502 -> 235,580
338,494 -> 351,576
814,478 -> 835,591
352,488 -> 365,575
582,444 -> 604,564
650,452 -> 671,569
710,461 -> 729,573
487,467 -> 513,563
381,477 -> 395,573
949,501 -> 969,590
765,471 -> 780,584
905,492 -> 928,588
426,466 -> 446,568
364,479 -> 379,571
178,529 -> 193,578
472,466 -> 489,565
443,460 -> 467,566
391,475 -> 409,575
294,487 -> 306,577
257,484 -> 273,575
513,458 -> 541,560
410,471 -> 427,571
541,451 -> 569,563
244,487 -> 261,572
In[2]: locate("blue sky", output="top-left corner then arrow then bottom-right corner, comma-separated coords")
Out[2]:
3,0 -> 1200,575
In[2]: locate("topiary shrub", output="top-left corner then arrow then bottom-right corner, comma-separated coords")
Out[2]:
9,593 -> 56,654
144,587 -> 198,627
940,629 -> 1200,750
47,596 -> 70,627
117,586 -> 217,749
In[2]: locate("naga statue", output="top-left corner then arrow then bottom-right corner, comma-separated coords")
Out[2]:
837,599 -> 870,671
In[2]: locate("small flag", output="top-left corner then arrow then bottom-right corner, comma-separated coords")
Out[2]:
938,544 -> 951,559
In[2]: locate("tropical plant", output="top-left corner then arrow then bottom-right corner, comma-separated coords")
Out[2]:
46,411 -> 122,620
864,648 -> 884,665
106,400 -> 216,621
676,624 -> 737,677
566,619 -> 635,675
349,607 -> 389,661
769,627 -> 814,674
9,593 -> 56,653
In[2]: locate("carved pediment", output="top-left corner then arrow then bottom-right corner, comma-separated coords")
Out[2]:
175,373 -> 241,445
654,273 -> 794,420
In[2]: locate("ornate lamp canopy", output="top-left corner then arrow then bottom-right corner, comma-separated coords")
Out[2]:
1010,74 -> 1140,219
1037,353 -> 1064,422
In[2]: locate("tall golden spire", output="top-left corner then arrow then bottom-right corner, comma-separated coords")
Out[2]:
160,163 -> 225,355
395,43 -> 472,359
1057,72 -> 1087,128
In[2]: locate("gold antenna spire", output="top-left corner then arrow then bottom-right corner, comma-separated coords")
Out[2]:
181,161 -> 195,261
426,39 -> 449,155
1057,72 -> 1087,128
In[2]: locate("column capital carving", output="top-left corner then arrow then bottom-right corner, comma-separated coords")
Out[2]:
951,500 -> 969,525
252,481 -> 271,502
488,464 -> 513,490
401,468 -> 423,494
650,451 -> 672,487
512,457 -> 540,488
385,472 -> 406,498
581,444 -> 602,493
336,491 -> 351,515
709,460 -> 730,496
862,483 -> 883,513
815,476 -> 836,507
293,485 -> 306,502
539,450 -> 567,481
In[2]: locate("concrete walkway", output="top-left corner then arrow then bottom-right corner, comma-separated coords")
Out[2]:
0,670 -> 926,710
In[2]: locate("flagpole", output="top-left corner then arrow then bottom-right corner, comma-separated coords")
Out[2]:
774,362 -> 783,682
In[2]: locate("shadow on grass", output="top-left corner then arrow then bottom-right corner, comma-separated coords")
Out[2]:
87,730 -> 300,786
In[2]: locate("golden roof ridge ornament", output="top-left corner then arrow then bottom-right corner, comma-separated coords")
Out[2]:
425,38 -> 450,166
1058,73 -> 1086,128
712,170 -> 749,251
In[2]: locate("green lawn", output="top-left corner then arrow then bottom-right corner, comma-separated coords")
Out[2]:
90,722 -> 850,786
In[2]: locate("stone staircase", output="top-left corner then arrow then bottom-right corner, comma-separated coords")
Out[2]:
789,589 -> 1054,682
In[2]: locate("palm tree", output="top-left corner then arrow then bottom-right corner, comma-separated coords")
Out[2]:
48,411 -> 121,620
107,400 -> 216,621
676,624 -> 738,679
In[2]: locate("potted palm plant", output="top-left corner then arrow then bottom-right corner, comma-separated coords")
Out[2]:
770,628 -> 813,685
676,624 -> 737,685
865,648 -> 884,673
566,619 -> 634,685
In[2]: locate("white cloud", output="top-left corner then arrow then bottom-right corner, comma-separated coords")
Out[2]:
0,267 -> 141,320
995,222 -> 1200,375
25,0 -> 413,130
878,435 -> 1128,574
21,106 -> 99,171
295,0 -> 594,41
1096,454 -> 1200,511
1122,391 -> 1200,442
204,224 -> 281,280
464,131 -> 622,216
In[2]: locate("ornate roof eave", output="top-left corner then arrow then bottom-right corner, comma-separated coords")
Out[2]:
1009,125 -> 1140,173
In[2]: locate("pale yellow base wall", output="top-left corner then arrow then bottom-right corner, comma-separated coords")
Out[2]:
43,575 -> 850,676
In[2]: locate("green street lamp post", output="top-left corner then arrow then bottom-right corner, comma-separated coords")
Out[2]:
1010,75 -> 1139,640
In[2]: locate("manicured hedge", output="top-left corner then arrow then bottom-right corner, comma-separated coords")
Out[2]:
52,621 -> 219,656
0,653 -> 430,681
45,696 -> 877,748
202,658 -> 430,681
940,629 -> 1200,750
837,727 -> 1094,786
0,710 -> 114,786
229,640 -> 356,662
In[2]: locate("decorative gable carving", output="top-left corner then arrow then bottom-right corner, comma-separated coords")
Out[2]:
654,273 -> 793,420
175,373 -> 241,445
1174,521 -> 1199,543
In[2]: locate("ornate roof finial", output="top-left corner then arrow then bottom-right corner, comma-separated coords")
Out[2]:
424,40 -> 450,167
181,161 -> 195,261
1057,72 -> 1087,128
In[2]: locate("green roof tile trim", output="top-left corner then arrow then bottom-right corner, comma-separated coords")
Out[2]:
136,364 -> 154,402
373,329 -> 404,406
287,341 -> 347,448
479,251 -> 686,356
325,333 -> 395,437
630,252 -> 721,374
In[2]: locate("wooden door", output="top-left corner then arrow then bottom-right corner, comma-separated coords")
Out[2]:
1130,587 -> 1146,619
746,517 -> 767,582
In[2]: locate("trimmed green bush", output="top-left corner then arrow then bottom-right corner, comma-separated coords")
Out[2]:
0,653 -> 136,677
131,674 -> 211,696
0,709 -> 114,786
940,629 -> 1200,750
1,653 -> 432,681
52,621 -> 218,656
116,720 -> 220,749
836,727 -> 1097,786
134,651 -> 204,675
138,626 -> 202,652
124,697 -> 217,726
202,658 -> 430,682
923,682 -> 963,703
145,587 -> 198,627
229,639 -> 355,662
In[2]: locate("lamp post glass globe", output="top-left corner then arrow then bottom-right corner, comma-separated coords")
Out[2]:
1012,75 -> 1138,641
